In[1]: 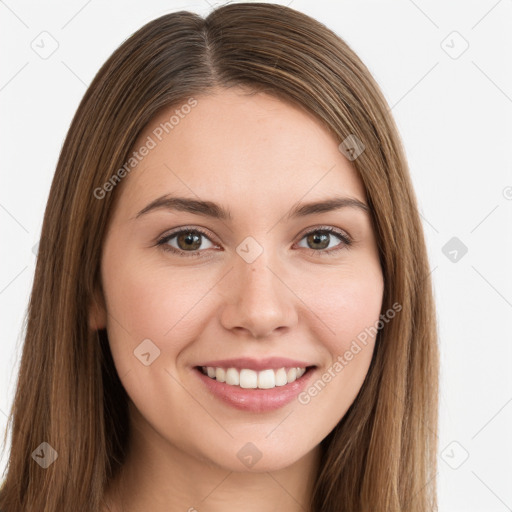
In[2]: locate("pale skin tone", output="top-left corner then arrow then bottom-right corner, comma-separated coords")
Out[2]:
91,86 -> 384,512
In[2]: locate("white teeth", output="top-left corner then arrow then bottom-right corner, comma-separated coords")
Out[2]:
216,367 -> 226,382
240,369 -> 258,389
225,368 -> 239,386
257,369 -> 275,389
275,368 -> 288,386
201,366 -> 309,389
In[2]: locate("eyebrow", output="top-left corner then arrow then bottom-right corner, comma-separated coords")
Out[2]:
135,194 -> 370,221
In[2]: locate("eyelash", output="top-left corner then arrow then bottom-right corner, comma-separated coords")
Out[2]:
155,225 -> 352,258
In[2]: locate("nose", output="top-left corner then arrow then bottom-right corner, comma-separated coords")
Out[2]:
219,251 -> 298,339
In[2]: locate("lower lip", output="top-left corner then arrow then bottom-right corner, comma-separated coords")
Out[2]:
194,367 -> 316,412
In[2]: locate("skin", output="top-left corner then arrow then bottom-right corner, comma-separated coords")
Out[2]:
91,86 -> 384,512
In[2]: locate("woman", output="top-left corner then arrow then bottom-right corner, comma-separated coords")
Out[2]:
0,3 -> 439,511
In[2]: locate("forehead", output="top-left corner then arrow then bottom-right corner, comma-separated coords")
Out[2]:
113,87 -> 366,218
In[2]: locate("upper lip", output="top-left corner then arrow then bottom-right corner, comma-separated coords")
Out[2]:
196,357 -> 316,372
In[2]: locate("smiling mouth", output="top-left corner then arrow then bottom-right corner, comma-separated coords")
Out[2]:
196,365 -> 315,390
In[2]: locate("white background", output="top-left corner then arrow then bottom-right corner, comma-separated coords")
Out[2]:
1,1 -> 511,510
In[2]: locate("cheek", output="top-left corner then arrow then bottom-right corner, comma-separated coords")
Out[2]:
303,262 -> 382,375
101,249 -> 217,360
301,259 -> 384,348
102,267 -> 168,340
295,267 -> 383,426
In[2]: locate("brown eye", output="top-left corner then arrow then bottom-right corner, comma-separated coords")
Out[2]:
175,231 -> 203,251
296,227 -> 352,256
305,232 -> 330,250
157,228 -> 216,257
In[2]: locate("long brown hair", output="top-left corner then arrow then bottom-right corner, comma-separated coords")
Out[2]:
0,3 -> 439,511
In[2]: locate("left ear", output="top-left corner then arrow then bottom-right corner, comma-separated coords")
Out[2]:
88,283 -> 107,331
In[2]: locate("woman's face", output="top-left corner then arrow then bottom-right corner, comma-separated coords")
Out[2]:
92,87 -> 384,473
